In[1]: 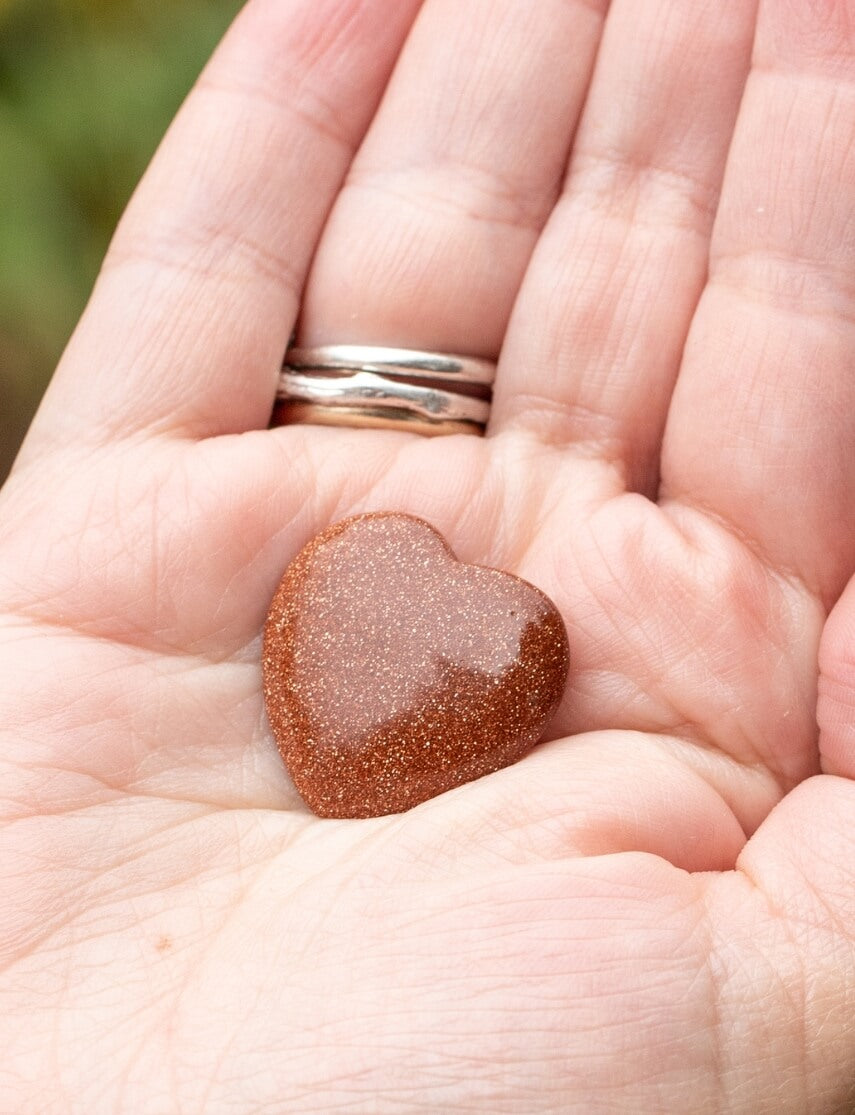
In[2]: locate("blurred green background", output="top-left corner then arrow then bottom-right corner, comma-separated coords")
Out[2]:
0,0 -> 242,480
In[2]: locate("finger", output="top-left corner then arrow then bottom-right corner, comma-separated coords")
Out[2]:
19,0 -> 423,459
818,574 -> 855,778
491,0 -> 758,492
708,775 -> 855,1109
660,0 -> 855,604
297,0 -> 608,359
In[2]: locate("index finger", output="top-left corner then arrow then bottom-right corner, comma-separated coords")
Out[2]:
18,0 -> 422,463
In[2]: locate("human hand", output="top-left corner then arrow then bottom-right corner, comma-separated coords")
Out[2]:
1,1 -> 854,1110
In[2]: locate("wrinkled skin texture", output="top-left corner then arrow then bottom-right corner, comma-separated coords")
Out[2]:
1,1 -> 855,1111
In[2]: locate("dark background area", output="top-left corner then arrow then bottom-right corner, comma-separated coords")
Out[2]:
0,0 -> 241,480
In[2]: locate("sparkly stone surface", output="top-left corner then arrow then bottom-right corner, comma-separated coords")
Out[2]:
262,513 -> 569,819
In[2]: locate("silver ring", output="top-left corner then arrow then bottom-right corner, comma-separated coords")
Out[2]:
273,344 -> 496,437
284,344 -> 496,387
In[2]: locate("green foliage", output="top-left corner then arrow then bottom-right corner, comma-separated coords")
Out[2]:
0,0 -> 241,476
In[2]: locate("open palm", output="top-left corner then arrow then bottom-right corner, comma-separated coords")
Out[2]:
2,1 -> 855,1110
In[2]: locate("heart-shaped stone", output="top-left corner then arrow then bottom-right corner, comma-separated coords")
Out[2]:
262,513 -> 569,818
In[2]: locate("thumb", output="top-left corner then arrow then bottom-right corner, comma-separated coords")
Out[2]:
709,774 -> 855,1111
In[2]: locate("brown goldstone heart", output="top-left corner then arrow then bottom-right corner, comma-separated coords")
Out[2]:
262,513 -> 569,819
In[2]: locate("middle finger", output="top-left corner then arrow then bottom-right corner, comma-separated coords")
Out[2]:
492,0 -> 759,491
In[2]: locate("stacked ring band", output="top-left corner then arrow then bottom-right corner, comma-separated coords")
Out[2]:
272,345 -> 497,437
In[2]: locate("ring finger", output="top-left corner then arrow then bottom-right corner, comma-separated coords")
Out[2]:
297,0 -> 609,359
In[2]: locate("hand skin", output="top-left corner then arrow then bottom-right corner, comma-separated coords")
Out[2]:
1,0 -> 855,1111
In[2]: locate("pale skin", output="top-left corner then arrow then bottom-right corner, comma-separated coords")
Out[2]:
1,0 -> 854,1110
